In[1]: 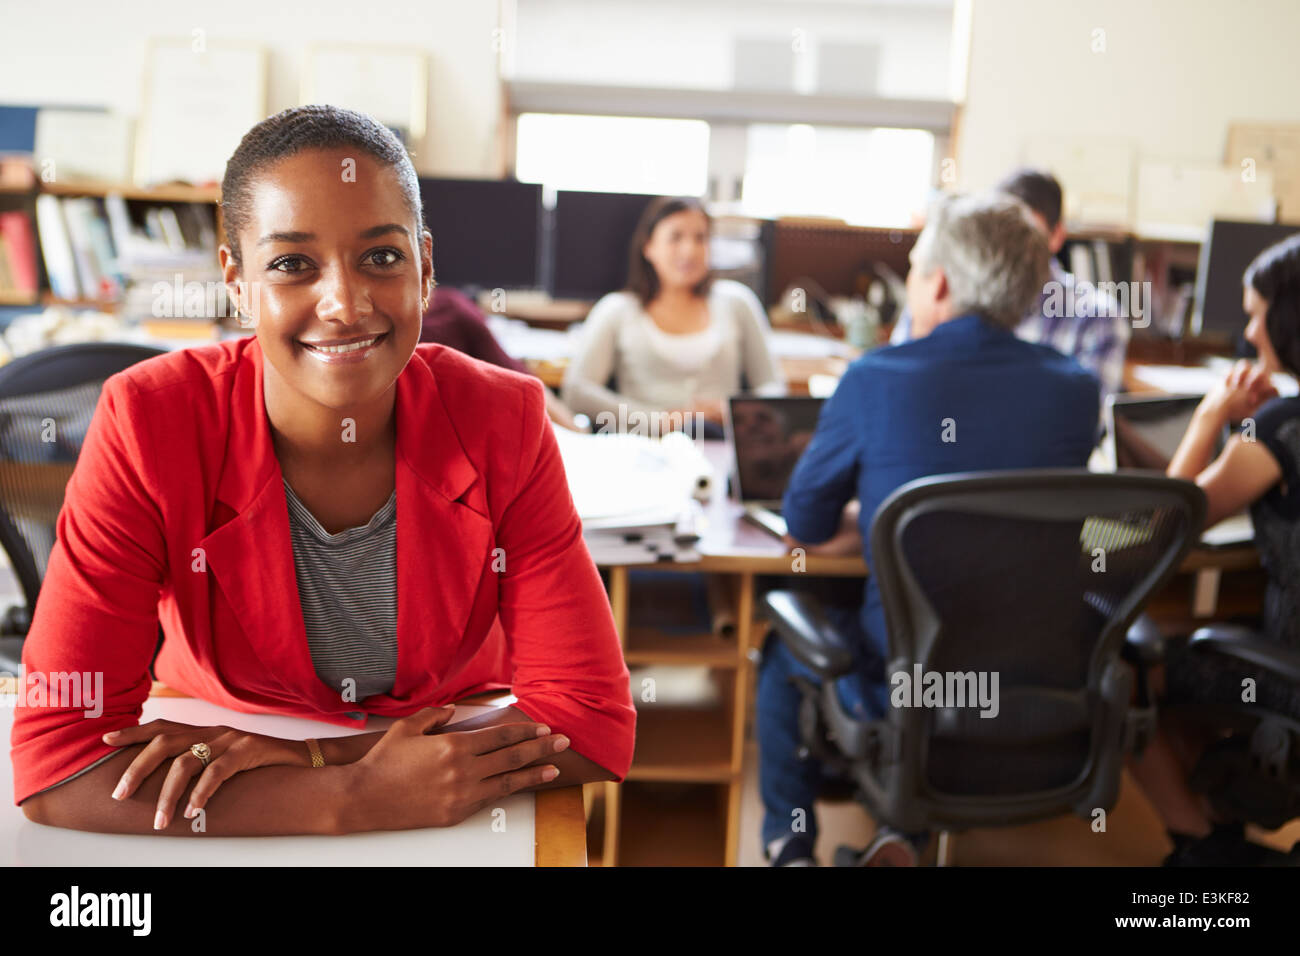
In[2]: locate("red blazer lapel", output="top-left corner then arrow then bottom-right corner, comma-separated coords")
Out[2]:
387,353 -> 495,701
197,339 -> 336,711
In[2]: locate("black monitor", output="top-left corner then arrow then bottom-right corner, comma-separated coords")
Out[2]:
551,190 -> 659,300
417,177 -> 542,291
1193,219 -> 1300,339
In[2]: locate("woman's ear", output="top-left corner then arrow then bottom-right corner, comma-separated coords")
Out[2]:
218,244 -> 254,329
420,229 -> 435,308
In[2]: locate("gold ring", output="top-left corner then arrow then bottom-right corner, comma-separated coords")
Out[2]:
190,742 -> 212,767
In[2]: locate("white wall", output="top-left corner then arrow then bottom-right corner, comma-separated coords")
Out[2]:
0,0 -> 504,177
511,0 -> 953,99
957,0 -> 1300,191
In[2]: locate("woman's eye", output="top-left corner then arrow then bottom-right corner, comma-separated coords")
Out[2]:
270,256 -> 308,273
367,248 -> 405,267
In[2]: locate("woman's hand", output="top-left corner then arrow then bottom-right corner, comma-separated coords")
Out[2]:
1203,359 -> 1278,424
104,720 -> 314,829
343,706 -> 568,832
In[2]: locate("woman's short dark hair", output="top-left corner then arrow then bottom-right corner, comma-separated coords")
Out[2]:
220,104 -> 422,270
625,196 -> 713,305
1245,233 -> 1300,377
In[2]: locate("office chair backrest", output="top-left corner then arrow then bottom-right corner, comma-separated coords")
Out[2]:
867,469 -> 1204,826
0,343 -> 167,624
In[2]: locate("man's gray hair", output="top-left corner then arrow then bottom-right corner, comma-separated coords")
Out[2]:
909,192 -> 1050,330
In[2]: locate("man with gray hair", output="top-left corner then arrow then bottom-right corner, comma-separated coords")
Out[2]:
892,169 -> 1130,404
757,192 -> 1101,866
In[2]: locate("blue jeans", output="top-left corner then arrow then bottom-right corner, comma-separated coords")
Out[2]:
756,620 -> 891,850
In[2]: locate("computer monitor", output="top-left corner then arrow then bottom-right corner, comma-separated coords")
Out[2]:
417,177 -> 542,291
1193,219 -> 1300,339
551,190 -> 659,300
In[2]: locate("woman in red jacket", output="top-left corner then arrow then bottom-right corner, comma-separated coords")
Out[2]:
13,105 -> 635,835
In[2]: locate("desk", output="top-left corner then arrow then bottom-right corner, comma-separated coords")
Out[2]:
0,680 -> 586,867
593,440 -> 1260,866
527,354 -> 851,397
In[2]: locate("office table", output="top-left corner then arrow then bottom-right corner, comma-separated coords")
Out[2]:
0,680 -> 586,867
593,440 -> 1259,866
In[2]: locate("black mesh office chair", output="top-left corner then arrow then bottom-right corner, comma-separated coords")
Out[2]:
761,469 -> 1204,864
0,342 -> 167,673
1148,624 -> 1300,833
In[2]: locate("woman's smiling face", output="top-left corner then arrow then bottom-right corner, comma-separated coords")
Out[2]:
222,147 -> 431,411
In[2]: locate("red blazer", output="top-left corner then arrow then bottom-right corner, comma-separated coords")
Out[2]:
11,336 -> 635,804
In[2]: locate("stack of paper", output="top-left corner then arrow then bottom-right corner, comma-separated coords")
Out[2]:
552,426 -> 712,565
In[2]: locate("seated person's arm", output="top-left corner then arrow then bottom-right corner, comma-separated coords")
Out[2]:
483,377 -> 636,785
782,500 -> 862,556
1168,361 -> 1282,528
781,366 -> 864,553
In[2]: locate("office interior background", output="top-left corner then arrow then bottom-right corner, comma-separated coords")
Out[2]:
2,0 -> 1300,868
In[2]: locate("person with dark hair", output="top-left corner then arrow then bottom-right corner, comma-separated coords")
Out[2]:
892,168 -> 1130,404
12,105 -> 636,834
561,196 -> 781,433
419,286 -> 583,430
1131,233 -> 1300,865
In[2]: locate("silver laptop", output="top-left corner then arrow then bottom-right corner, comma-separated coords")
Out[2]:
726,396 -> 826,539
1103,393 -> 1254,548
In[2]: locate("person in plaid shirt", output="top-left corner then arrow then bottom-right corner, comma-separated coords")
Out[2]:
892,169 -> 1130,404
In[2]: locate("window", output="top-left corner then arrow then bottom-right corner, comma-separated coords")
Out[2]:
514,113 -> 711,196
741,123 -> 935,226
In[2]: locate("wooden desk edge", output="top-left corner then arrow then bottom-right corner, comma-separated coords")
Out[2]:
0,682 -> 587,867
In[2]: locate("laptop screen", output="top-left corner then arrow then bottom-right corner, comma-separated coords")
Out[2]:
1106,394 -> 1223,471
728,396 -> 826,504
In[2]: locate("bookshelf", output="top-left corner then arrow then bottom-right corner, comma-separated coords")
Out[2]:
0,172 -> 222,323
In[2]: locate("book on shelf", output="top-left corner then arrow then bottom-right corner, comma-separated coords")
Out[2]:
34,194 -> 79,300
0,211 -> 38,296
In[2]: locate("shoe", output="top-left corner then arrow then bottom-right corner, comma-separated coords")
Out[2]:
767,834 -> 818,867
1162,823 -> 1299,867
844,827 -> 919,867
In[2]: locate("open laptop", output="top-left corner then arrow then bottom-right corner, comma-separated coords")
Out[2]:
1102,393 -> 1254,548
726,396 -> 826,539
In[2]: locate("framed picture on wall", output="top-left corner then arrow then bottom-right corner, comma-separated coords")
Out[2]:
135,37 -> 267,187
301,44 -> 429,147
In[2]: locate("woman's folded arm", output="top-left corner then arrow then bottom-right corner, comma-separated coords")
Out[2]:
22,743 -> 355,835
493,377 -> 637,781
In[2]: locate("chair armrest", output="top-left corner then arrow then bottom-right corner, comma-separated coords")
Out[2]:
1122,613 -> 1165,665
760,590 -> 854,678
1188,625 -> 1300,684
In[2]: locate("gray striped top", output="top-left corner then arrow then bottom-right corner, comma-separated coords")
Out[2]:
283,479 -> 399,709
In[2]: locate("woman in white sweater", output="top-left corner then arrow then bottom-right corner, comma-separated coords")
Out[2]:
562,196 -> 782,433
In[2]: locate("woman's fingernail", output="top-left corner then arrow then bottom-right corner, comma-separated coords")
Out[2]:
543,766 -> 559,781
153,811 -> 166,830
112,779 -> 127,801
535,725 -> 551,737
554,736 -> 570,752
183,804 -> 194,819
103,730 -> 120,740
